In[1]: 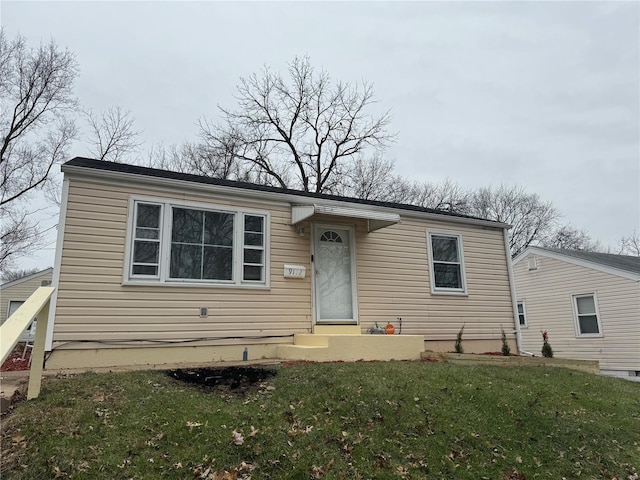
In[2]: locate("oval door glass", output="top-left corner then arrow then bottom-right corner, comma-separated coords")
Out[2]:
315,228 -> 354,320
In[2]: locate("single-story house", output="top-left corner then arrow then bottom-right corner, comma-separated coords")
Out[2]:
513,246 -> 640,380
1,268 -> 53,342
43,157 -> 521,370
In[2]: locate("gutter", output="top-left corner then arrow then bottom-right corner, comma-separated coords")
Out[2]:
503,228 -> 524,354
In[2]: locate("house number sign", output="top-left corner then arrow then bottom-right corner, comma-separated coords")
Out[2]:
284,264 -> 306,278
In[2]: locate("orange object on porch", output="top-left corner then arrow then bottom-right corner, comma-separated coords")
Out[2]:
385,323 -> 395,335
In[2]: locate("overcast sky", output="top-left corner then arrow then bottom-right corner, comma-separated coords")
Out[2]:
3,1 -> 639,271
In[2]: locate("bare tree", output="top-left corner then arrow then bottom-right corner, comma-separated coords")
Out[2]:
542,225 -> 602,252
197,56 -> 395,193
1,266 -> 43,283
618,230 -> 640,256
407,178 -> 473,213
0,29 -> 78,271
86,106 -> 143,162
469,185 -> 559,256
336,154 -> 395,200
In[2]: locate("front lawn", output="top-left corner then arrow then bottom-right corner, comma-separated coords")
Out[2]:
2,361 -> 639,479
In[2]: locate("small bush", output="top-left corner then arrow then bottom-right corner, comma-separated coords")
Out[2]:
541,330 -> 554,358
454,325 -> 464,354
501,327 -> 511,356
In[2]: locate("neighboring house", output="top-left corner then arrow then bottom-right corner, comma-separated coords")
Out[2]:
513,246 -> 640,380
43,158 -> 520,370
1,268 -> 53,342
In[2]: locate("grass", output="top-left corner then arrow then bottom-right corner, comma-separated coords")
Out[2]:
2,361 -> 639,479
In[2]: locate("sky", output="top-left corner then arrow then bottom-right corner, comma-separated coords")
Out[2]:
2,1 -> 639,271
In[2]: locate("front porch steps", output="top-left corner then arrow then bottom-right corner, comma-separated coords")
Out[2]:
277,331 -> 425,362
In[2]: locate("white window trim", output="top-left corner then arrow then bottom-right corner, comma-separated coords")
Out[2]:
124,195 -> 270,288
516,300 -> 527,328
572,292 -> 603,338
426,229 -> 467,295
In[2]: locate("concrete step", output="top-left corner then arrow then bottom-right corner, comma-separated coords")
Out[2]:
313,325 -> 361,335
277,334 -> 424,362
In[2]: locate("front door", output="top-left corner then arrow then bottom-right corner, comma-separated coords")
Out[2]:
313,225 -> 357,323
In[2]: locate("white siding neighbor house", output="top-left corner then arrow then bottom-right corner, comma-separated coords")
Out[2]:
513,246 -> 640,380
42,158 -> 521,370
1,268 -> 53,342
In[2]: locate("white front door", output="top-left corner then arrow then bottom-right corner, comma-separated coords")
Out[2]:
313,225 -> 357,323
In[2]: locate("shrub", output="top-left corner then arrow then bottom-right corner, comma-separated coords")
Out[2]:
501,327 -> 511,356
454,325 -> 464,354
541,330 -> 554,358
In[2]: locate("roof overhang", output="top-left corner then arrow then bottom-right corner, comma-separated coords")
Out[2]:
291,204 -> 400,232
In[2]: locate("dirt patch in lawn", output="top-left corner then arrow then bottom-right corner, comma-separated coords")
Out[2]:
166,366 -> 276,393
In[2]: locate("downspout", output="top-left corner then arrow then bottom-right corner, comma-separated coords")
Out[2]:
503,228 -> 525,355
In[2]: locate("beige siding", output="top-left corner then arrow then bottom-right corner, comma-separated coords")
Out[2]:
356,219 -> 514,345
51,176 -> 516,360
53,179 -> 312,348
513,254 -> 640,372
1,270 -> 53,324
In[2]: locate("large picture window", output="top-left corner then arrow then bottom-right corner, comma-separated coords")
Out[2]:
573,293 -> 602,336
127,199 -> 268,286
427,231 -> 467,294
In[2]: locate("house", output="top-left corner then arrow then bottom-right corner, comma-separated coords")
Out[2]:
513,246 -> 640,380
1,268 -> 53,342
43,157 -> 520,370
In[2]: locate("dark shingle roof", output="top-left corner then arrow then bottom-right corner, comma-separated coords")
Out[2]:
62,157 -> 507,227
538,247 -> 640,275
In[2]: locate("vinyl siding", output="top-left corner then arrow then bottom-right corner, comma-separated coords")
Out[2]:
356,220 -> 514,341
513,254 -> 640,372
1,270 -> 53,324
53,179 -> 311,348
52,176 -> 515,352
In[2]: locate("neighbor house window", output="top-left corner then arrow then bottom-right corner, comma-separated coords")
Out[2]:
127,198 -> 269,287
427,231 -> 467,294
517,301 -> 527,327
573,294 -> 602,336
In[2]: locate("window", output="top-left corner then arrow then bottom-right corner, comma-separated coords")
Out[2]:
132,202 -> 162,277
517,301 -> 527,327
126,198 -> 268,286
170,208 -> 234,281
243,215 -> 265,282
573,294 -> 601,336
427,231 -> 466,294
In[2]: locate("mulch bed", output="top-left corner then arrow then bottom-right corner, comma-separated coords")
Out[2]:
1,345 -> 30,372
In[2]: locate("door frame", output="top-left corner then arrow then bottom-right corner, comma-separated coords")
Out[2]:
311,223 -> 359,325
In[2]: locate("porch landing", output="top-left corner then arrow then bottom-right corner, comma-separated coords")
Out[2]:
277,327 -> 424,362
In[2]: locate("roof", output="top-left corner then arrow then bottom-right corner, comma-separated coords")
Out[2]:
514,246 -> 640,280
61,157 -> 510,229
0,268 -> 53,289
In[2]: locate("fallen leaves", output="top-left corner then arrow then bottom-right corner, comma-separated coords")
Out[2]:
186,421 -> 203,432
193,461 -> 255,479
231,430 -> 244,446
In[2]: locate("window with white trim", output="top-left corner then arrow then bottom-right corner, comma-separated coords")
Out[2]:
573,294 -> 601,335
517,301 -> 527,326
127,199 -> 268,286
427,232 -> 466,293
132,202 -> 162,277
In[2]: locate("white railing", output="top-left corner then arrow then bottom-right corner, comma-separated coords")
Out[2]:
0,286 -> 55,399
